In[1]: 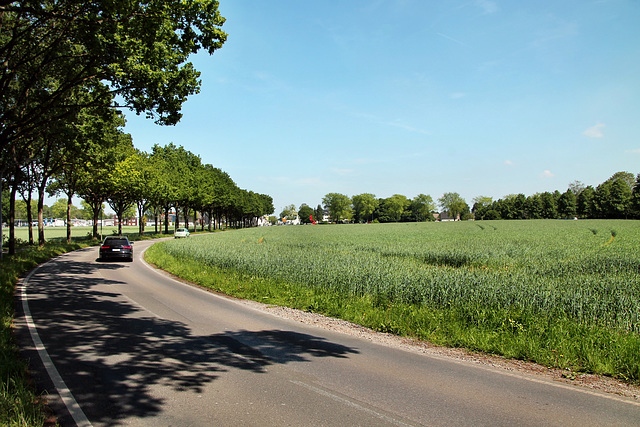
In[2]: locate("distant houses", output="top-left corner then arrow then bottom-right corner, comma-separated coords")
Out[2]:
434,212 -> 463,221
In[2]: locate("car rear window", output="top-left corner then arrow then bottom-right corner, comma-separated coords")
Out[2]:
105,238 -> 129,246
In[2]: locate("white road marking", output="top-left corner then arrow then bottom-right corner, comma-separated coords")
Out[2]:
20,260 -> 93,427
290,380 -> 414,426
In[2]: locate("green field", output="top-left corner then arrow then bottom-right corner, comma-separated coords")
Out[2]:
146,220 -> 640,382
4,226 -> 159,244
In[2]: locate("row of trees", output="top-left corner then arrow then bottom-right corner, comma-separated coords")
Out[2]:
0,0 -> 232,256
473,172 -> 640,220
288,171 -> 640,224
2,137 -> 274,251
12,198 -> 120,222
283,193 -> 443,224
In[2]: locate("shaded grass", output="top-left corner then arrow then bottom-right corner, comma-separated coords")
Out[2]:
1,242 -> 93,426
0,229 -> 178,426
145,242 -> 640,384
0,228 -> 219,426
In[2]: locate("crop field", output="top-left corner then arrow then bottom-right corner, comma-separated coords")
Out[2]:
159,220 -> 639,329
149,220 -> 640,380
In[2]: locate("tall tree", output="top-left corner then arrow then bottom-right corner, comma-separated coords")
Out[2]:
49,105 -> 123,242
150,144 -> 182,233
576,186 -> 595,218
280,204 -> 297,221
557,189 -> 577,218
606,172 -> 635,190
593,175 -> 632,219
298,204 -> 314,224
539,192 -> 558,219
568,180 -> 586,196
352,193 -> 378,223
17,161 -> 39,245
631,174 -> 640,219
0,0 -> 227,251
0,0 -> 227,156
322,193 -> 351,223
471,196 -> 492,220
314,205 -> 324,224
438,192 -> 467,220
409,194 -> 436,222
384,194 -> 409,222
106,142 -> 139,236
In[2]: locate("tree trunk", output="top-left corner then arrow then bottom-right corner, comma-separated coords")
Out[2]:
66,195 -> 72,243
92,202 -> 101,240
26,192 -> 34,245
164,208 -> 169,234
0,177 -> 3,260
152,206 -> 157,234
37,183 -> 46,247
137,202 -> 145,235
117,209 -> 123,236
8,182 -> 17,255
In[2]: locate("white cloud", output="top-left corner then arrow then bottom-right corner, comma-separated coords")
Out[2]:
624,148 -> 640,154
436,32 -> 467,46
583,122 -> 605,138
530,21 -> 578,49
504,160 -> 515,166
258,176 -> 290,184
329,167 -> 354,176
540,170 -> 555,178
297,177 -> 323,186
354,157 -> 384,165
384,120 -> 431,135
450,92 -> 467,99
475,0 -> 498,14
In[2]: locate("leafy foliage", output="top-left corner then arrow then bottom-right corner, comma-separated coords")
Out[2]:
475,171 -> 640,220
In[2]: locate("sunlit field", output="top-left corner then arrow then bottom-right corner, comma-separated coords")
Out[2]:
148,219 -> 640,381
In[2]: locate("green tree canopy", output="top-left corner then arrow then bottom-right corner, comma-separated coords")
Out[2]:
632,174 -> 640,218
557,190 -> 577,218
383,194 -> 410,222
280,204 -> 297,220
0,0 -> 227,157
409,194 -> 436,222
352,193 -> 377,223
438,192 -> 468,219
322,193 -> 351,223
298,204 -> 314,224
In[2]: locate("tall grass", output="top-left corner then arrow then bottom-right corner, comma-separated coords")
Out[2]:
148,220 -> 640,382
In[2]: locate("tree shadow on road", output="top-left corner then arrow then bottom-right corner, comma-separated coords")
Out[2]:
16,256 -> 359,425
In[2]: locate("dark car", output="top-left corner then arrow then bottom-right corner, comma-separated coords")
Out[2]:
99,236 -> 133,262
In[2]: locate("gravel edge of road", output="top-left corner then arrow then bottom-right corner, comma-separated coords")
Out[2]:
237,299 -> 640,401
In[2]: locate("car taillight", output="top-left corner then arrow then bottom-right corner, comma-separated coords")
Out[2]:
123,246 -> 132,249
101,246 -> 109,249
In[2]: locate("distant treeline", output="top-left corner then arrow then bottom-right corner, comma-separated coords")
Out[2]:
292,171 -> 640,224
473,171 -> 640,220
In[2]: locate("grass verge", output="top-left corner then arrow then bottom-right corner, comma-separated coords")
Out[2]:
1,242 -> 92,426
0,230 -> 174,426
145,242 -> 640,384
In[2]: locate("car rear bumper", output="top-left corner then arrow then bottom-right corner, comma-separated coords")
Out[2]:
100,250 -> 133,260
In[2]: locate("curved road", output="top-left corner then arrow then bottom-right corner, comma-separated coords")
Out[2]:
16,238 -> 640,426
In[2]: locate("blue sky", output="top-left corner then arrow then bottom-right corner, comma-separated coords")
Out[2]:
122,0 -> 640,215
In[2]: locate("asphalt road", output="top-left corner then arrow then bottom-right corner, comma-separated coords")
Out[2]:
16,238 -> 640,426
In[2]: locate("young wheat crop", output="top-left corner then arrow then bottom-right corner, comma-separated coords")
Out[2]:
159,220 -> 640,331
